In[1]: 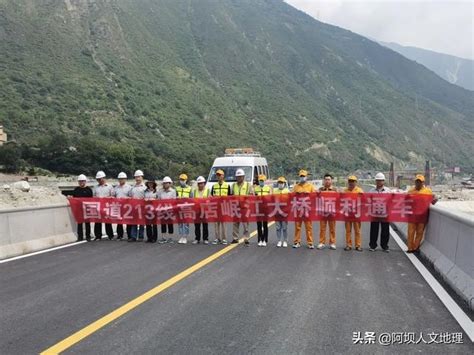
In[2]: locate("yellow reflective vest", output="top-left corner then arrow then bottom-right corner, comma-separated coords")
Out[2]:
176,185 -> 192,198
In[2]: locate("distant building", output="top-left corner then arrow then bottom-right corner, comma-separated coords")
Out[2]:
0,126 -> 7,146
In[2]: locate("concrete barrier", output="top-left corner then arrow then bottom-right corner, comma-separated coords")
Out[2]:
0,204 -> 76,260
393,205 -> 474,311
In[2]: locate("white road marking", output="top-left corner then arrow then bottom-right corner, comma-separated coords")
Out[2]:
0,241 -> 86,264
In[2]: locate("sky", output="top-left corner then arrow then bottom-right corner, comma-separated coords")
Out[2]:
285,0 -> 474,60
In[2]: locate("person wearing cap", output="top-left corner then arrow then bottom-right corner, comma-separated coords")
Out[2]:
317,173 -> 338,250
232,168 -> 253,245
273,176 -> 290,247
406,174 -> 437,254
144,179 -> 158,243
369,173 -> 391,252
93,171 -> 114,241
112,172 -> 132,240
176,174 -> 193,244
210,169 -> 230,245
71,174 -> 93,242
254,174 -> 272,246
158,176 -> 177,243
344,175 -> 364,251
292,169 -> 316,249
128,170 -> 147,242
193,176 -> 210,244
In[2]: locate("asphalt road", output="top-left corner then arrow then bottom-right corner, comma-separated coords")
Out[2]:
0,222 -> 472,354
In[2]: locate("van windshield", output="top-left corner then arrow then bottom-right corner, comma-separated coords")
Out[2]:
208,166 -> 253,182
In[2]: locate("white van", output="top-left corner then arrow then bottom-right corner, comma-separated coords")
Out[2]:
206,148 -> 269,190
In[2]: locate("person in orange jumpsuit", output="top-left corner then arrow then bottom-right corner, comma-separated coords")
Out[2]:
407,174 -> 437,254
292,169 -> 316,249
317,173 -> 338,250
344,175 -> 364,251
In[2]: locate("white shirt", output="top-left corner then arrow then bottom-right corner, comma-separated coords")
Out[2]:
128,183 -> 147,199
94,183 -> 113,198
113,184 -> 132,198
370,186 -> 391,193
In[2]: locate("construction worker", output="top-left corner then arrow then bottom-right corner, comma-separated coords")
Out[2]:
70,174 -> 93,242
93,171 -> 114,241
144,179 -> 158,243
210,169 -> 230,245
232,168 -> 253,245
317,173 -> 338,250
254,174 -> 272,246
176,174 -> 193,244
128,170 -> 146,242
369,173 -> 391,252
344,175 -> 364,251
158,176 -> 176,243
407,174 -> 437,254
112,172 -> 132,240
293,169 -> 316,249
273,176 -> 290,247
193,176 -> 210,244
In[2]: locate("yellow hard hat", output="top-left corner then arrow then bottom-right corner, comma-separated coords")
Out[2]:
179,173 -> 188,180
216,169 -> 225,176
348,175 -> 358,181
298,169 -> 308,177
415,174 -> 425,182
258,174 -> 266,181
277,176 -> 287,183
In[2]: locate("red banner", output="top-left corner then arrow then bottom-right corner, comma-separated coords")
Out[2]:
68,193 -> 432,224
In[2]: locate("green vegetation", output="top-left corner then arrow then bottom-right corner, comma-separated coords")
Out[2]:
0,0 -> 473,178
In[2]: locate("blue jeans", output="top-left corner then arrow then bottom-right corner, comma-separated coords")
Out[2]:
130,225 -> 144,239
276,221 -> 288,241
179,223 -> 189,236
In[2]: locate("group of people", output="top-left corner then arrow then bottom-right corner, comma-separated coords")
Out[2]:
71,168 -> 435,254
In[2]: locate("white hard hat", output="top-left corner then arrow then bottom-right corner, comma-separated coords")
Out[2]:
375,173 -> 386,181
95,171 -> 106,179
163,176 -> 173,183
77,174 -> 87,181
134,170 -> 144,177
196,176 -> 206,183
117,172 -> 127,179
235,168 -> 245,177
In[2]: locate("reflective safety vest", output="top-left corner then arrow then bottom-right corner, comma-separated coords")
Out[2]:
176,185 -> 192,198
193,188 -> 210,198
273,187 -> 289,195
212,182 -> 230,196
254,185 -> 271,196
233,182 -> 251,196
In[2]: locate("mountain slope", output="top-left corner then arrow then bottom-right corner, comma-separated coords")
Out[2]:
381,41 -> 474,91
0,0 -> 473,177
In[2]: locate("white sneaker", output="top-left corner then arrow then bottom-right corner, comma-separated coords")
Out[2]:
317,243 -> 325,250
262,241 -> 267,247
329,244 -> 336,250
182,238 -> 187,244
308,244 -> 315,249
277,241 -> 282,247
257,241 -> 262,247
178,237 -> 183,244
282,241 -> 288,248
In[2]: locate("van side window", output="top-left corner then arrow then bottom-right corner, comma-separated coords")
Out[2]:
264,166 -> 269,179
254,166 -> 258,184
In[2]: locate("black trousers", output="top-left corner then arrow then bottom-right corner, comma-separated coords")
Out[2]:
257,221 -> 268,243
116,224 -> 132,239
146,225 -> 158,242
77,223 -> 91,241
161,224 -> 174,234
194,223 -> 209,241
369,222 -> 390,250
94,223 -> 114,239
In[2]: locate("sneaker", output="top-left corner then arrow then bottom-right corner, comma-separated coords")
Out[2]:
316,243 -> 325,250
329,244 -> 336,250
128,238 -> 136,243
369,247 -> 376,252
308,244 -> 315,249
182,238 -> 187,244
231,239 -> 239,244
277,241 -> 282,247
292,243 -> 301,248
262,241 -> 267,247
355,247 -> 363,252
382,248 -> 390,253
258,241 -> 262,247
203,240 -> 209,245
221,239 -> 228,245
167,238 -> 174,244
212,239 -> 220,245
158,238 -> 167,244
282,241 -> 288,248
344,246 -> 352,251
192,240 -> 199,245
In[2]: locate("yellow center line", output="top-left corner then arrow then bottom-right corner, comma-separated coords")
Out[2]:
41,222 -> 275,354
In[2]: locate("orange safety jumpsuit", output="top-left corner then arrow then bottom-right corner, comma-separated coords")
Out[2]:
407,186 -> 433,251
319,186 -> 337,245
293,182 -> 316,245
343,186 -> 364,248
